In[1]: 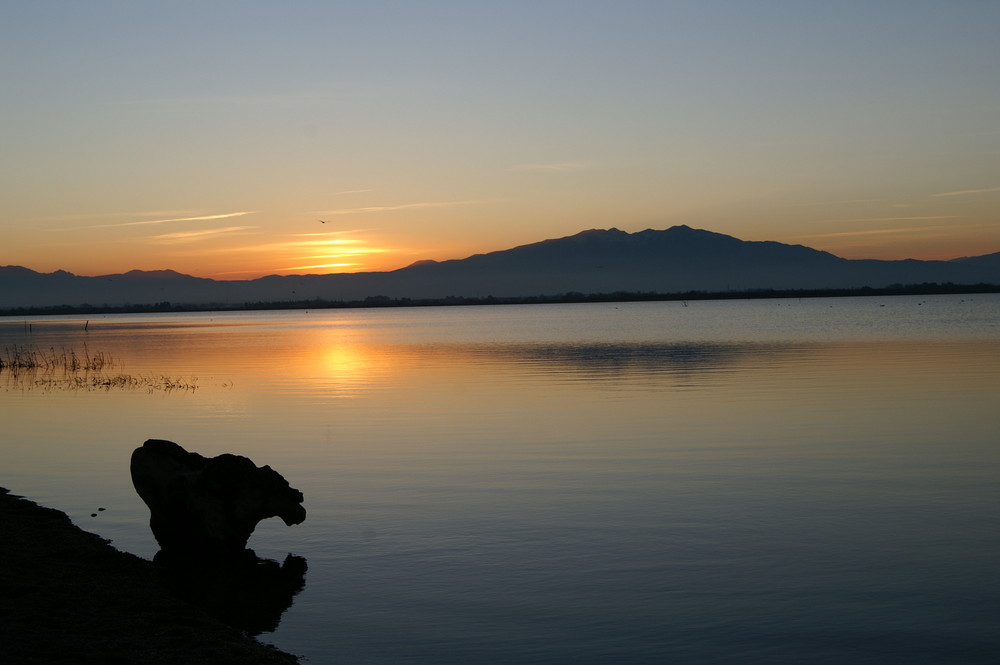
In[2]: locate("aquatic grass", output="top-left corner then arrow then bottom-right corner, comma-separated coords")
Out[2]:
30,374 -> 199,393
0,345 -> 197,393
0,345 -> 111,372
0,344 -> 43,370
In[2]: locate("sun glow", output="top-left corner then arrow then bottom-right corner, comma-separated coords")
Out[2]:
286,263 -> 359,271
283,245 -> 392,273
251,232 -> 398,274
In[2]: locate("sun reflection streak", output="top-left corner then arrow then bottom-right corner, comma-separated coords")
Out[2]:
319,344 -> 371,384
299,338 -> 413,398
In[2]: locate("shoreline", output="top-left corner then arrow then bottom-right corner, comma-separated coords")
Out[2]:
1,282 -> 997,318
0,487 -> 301,664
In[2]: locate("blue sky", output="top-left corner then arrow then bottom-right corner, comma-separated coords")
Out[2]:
3,1 -> 999,277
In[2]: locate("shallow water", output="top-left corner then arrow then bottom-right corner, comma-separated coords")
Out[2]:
2,295 -> 999,663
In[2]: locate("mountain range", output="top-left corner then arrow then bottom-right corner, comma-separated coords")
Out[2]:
2,225 -> 999,310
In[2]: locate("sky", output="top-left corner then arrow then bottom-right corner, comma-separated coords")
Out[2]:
2,1 -> 999,279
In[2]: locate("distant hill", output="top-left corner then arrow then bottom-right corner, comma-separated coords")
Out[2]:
2,225 -> 999,309
951,250 -> 1000,268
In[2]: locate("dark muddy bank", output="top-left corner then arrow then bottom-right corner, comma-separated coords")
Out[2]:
0,487 -> 300,664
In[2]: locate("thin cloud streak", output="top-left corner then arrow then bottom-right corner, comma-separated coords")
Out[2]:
333,188 -> 374,196
45,209 -> 201,223
511,161 -> 593,172
811,215 -> 959,224
288,249 -> 390,261
317,200 -> 484,215
328,248 -> 389,255
175,234 -> 390,258
792,223 -> 978,240
932,186 -> 1000,197
846,216 -> 959,222
84,211 -> 256,229
151,226 -> 258,242
280,238 -> 364,248
289,230 -> 367,238
284,263 -> 359,271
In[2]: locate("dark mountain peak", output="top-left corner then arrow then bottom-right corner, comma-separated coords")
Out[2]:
570,227 -> 628,239
572,225 -> 748,250
542,225 -> 716,247
636,225 -> 734,245
638,226 -> 839,261
3,226 -> 1000,310
658,224 -> 699,235
0,265 -> 40,276
526,228 -> 628,251
0,266 -> 80,278
120,269 -> 191,279
550,225 -> 809,257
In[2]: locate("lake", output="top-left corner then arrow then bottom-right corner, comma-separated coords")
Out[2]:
2,295 -> 999,664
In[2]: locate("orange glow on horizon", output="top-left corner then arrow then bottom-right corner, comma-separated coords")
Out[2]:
11,216 -> 999,282
188,230 -> 409,278
284,263 -> 360,271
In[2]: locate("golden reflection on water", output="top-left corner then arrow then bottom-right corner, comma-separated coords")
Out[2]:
317,343 -> 371,385
2,310 -> 998,522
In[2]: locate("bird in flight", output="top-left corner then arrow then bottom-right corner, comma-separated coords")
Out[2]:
318,219 -> 329,224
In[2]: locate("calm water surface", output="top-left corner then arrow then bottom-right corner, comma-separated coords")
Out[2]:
2,296 -> 999,664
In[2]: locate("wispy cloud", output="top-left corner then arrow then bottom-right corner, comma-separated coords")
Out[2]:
791,223 -> 969,240
511,161 -> 593,172
333,188 -> 374,196
283,262 -> 360,271
316,200 -> 483,216
291,249 -> 389,260
151,226 -> 258,242
289,230 -> 367,238
45,209 -> 201,222
178,232 -> 392,258
932,186 -> 1000,198
841,216 -> 959,223
83,211 -> 256,230
278,236 -> 365,248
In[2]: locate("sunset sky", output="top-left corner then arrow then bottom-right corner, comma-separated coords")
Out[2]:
3,1 -> 999,279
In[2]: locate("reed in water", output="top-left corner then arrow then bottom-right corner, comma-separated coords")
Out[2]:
0,345 -> 197,393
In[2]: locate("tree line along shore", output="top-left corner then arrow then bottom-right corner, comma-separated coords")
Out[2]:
2,282 -> 997,318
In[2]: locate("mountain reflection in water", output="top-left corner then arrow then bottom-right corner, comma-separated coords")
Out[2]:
475,341 -> 796,380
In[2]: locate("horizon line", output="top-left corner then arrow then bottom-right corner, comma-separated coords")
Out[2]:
4,225 -> 997,279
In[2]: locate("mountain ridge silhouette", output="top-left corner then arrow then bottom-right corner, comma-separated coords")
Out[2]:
3,226 -> 999,308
